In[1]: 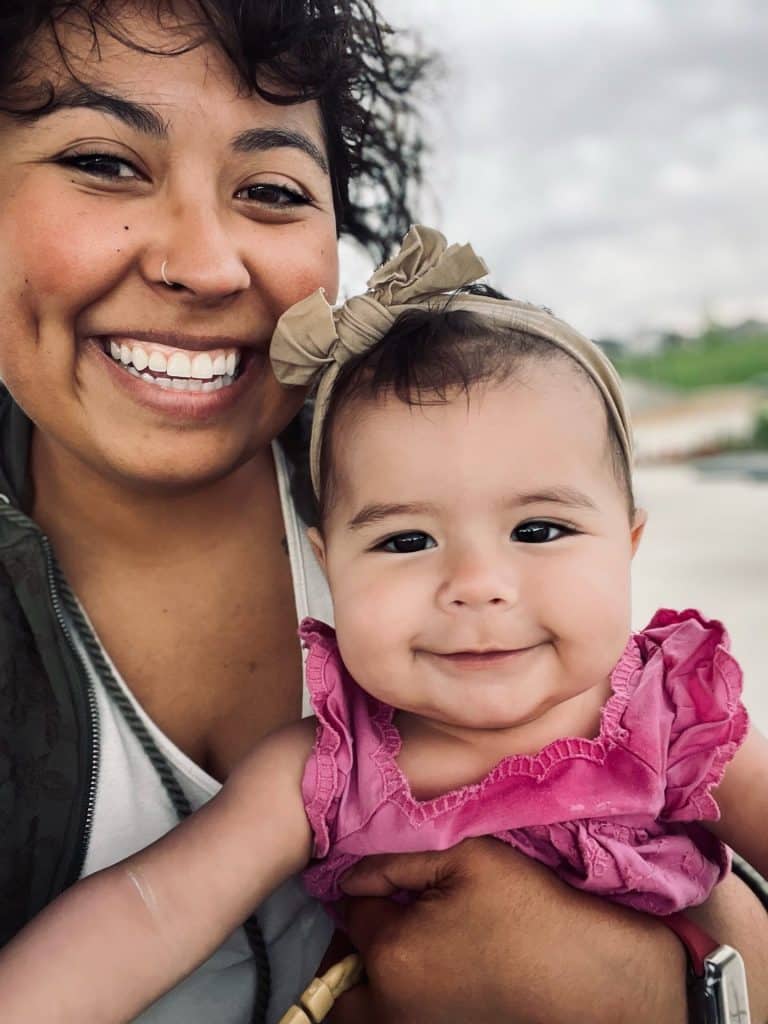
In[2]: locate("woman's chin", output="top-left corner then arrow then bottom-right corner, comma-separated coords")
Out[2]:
64,356 -> 299,493
92,438 -> 261,495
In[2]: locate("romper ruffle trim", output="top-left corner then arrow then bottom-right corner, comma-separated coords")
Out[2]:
640,608 -> 748,822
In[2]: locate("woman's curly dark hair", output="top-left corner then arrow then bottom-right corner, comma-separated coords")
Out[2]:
0,0 -> 431,261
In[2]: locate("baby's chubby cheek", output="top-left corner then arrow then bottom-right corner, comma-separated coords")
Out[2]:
572,597 -> 633,682
333,605 -> 377,677
332,592 -> 416,701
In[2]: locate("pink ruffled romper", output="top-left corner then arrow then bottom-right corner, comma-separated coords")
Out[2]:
300,609 -> 748,915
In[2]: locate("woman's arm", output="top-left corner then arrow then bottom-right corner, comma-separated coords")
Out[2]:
709,723 -> 768,880
328,838 -> 768,1024
0,719 -> 315,1023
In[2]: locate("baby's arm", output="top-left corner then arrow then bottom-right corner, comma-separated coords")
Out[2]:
0,718 -> 316,1023
709,724 -> 768,881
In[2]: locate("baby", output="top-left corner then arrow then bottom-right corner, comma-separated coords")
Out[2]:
1,227 -> 766,1023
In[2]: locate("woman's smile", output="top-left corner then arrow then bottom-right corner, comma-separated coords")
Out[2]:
85,332 -> 264,421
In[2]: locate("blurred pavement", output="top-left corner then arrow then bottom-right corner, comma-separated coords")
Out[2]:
632,387 -> 765,463
632,465 -> 768,731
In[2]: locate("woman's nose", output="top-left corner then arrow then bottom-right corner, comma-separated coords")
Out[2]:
147,202 -> 251,301
438,549 -> 519,611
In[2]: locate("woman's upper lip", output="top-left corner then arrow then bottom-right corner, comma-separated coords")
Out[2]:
88,329 -> 261,352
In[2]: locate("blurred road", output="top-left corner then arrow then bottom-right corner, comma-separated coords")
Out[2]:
632,465 -> 768,731
631,386 -> 765,463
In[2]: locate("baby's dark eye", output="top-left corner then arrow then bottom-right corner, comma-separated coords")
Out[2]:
379,532 -> 436,554
236,183 -> 311,207
513,521 -> 572,544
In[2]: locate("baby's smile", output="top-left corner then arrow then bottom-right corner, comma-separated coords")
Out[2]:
420,644 -> 541,669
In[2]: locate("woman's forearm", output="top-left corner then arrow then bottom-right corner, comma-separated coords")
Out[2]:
332,839 -> 768,1024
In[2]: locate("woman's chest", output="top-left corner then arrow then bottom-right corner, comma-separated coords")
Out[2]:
82,555 -> 304,780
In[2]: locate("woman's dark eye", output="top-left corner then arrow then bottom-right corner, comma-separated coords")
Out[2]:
379,532 -> 436,554
59,153 -> 140,180
237,183 -> 311,207
513,521 -> 571,544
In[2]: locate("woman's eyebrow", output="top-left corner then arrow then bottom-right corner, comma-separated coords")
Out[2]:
34,83 -> 169,137
29,84 -> 329,172
231,128 -> 329,174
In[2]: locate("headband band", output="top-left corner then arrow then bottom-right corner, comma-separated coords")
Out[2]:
269,225 -> 633,495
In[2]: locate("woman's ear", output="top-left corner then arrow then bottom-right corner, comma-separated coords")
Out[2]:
307,527 -> 328,576
630,508 -> 647,558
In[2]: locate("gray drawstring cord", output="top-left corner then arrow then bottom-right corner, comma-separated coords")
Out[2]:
55,562 -> 272,1023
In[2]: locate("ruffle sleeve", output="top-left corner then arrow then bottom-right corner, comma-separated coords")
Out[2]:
299,618 -> 354,859
639,609 -> 748,823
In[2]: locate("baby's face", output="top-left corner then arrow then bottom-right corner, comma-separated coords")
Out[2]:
313,361 -> 645,735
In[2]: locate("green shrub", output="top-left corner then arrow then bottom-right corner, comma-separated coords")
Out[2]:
753,408 -> 768,449
613,333 -> 768,390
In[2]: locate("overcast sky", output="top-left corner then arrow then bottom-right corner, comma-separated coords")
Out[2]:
342,0 -> 768,339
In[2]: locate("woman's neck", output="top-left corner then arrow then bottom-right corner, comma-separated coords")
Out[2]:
28,429 -> 305,775
29,429 -> 279,565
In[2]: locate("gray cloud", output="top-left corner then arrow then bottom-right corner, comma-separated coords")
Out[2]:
366,0 -> 768,337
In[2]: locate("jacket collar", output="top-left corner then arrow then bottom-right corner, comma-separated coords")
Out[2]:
0,386 -> 34,509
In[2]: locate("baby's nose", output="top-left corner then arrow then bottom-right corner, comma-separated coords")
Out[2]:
439,551 -> 518,610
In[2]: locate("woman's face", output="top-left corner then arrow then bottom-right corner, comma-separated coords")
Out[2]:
0,7 -> 339,490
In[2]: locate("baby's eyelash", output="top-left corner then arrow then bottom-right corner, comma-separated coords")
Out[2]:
374,531 -> 437,554
512,520 -> 578,544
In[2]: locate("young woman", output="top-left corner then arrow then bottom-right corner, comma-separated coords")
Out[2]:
0,4 -> 765,1023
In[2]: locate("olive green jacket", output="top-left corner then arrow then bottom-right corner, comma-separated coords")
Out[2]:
0,389 -> 95,944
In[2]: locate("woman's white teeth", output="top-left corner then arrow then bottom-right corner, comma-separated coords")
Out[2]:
193,353 -> 212,379
106,339 -> 241,390
125,365 -> 234,391
132,348 -> 149,372
149,351 -> 167,373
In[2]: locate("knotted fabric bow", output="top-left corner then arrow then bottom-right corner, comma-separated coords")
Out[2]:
270,225 -> 488,493
269,224 -> 632,497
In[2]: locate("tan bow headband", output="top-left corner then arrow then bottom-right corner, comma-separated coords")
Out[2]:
270,225 -> 633,495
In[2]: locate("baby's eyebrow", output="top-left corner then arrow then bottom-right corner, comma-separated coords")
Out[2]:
347,502 -> 436,530
346,488 -> 598,530
511,487 -> 598,512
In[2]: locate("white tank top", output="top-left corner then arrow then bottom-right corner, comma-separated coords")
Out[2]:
72,443 -> 334,1024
